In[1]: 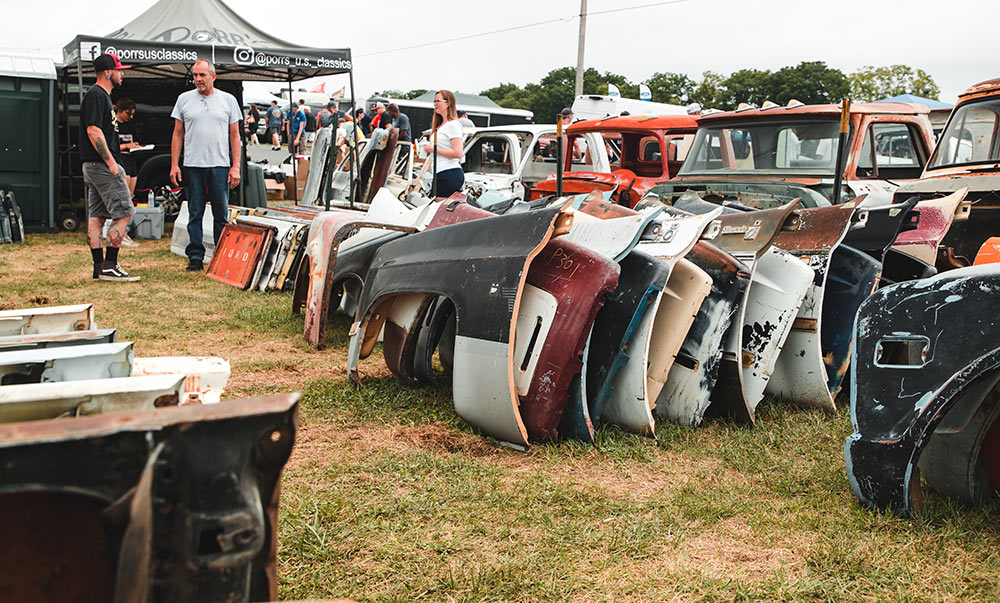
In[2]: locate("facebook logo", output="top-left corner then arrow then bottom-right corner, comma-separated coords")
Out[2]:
79,42 -> 102,61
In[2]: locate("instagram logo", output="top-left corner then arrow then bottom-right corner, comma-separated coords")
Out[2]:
233,46 -> 255,65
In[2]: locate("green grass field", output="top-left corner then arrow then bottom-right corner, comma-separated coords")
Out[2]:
2,229 -> 997,602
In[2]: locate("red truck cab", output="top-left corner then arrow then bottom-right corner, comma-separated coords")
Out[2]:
531,114 -> 699,207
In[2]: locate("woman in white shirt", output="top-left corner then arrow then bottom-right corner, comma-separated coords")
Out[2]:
422,89 -> 465,197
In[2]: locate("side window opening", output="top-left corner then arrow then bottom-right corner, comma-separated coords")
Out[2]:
857,122 -> 924,179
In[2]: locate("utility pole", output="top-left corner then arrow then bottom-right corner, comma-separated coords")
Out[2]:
574,0 -> 588,97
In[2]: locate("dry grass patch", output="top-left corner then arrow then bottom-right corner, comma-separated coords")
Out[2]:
681,516 -> 806,583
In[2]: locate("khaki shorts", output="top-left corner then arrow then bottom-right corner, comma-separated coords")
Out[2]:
83,162 -> 134,220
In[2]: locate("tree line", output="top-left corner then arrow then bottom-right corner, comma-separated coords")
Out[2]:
376,63 -> 939,124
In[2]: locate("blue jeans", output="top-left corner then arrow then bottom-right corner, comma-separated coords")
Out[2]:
185,166 -> 230,262
433,167 -> 465,198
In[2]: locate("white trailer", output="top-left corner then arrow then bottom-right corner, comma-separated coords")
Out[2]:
571,94 -> 690,121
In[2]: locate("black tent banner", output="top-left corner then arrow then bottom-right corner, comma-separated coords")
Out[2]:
61,0 -> 351,80
63,37 -> 351,80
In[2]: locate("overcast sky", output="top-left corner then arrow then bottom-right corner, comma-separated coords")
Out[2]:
3,0 -> 995,106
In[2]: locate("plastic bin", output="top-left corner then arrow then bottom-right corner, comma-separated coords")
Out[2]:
132,205 -> 165,240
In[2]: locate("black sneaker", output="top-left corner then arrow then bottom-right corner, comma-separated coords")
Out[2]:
98,262 -> 141,282
186,259 -> 204,272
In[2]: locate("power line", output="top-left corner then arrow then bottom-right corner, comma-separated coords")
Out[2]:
357,16 -> 574,58
588,0 -> 692,17
357,0 -> 694,58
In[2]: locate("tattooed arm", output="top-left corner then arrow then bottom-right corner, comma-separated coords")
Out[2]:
87,125 -> 119,176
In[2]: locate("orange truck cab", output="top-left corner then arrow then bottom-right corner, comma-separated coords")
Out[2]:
530,114 -> 699,207
893,79 -> 1000,265
652,101 -> 935,209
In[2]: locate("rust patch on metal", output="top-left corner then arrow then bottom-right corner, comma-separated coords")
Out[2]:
791,317 -> 818,332
0,491 -> 116,602
296,211 -> 417,349
205,222 -> 275,289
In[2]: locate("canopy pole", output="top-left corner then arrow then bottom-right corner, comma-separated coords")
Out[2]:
288,73 -> 297,203
555,113 -> 563,197
61,66 -> 75,228
239,97 -> 247,207
348,67 -> 358,209
76,56 -> 85,217
431,128 -> 438,198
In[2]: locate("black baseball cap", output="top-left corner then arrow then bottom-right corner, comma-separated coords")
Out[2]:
560,107 -> 573,117
93,53 -> 131,72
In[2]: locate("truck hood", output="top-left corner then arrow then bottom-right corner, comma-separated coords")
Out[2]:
652,178 -> 831,208
897,171 -> 1000,195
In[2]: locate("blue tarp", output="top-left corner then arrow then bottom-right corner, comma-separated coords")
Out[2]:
875,94 -> 952,110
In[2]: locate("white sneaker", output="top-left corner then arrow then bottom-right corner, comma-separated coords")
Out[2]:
120,235 -> 140,248
98,263 -> 141,282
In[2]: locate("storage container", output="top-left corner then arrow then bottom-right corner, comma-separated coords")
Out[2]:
132,205 -> 164,240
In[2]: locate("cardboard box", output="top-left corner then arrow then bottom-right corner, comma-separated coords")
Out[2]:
295,158 -> 309,197
265,178 -> 283,201
295,158 -> 309,182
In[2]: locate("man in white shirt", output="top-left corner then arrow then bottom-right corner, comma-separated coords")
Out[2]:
169,59 -> 242,272
457,110 -> 476,128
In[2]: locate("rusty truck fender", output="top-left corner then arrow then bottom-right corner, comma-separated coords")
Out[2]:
292,210 -> 418,348
346,205 -> 574,449
890,188 -> 970,265
667,195 -> 805,422
766,201 -> 863,410
655,242 -> 751,427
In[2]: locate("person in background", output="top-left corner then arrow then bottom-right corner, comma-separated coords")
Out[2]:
560,107 -> 574,127
386,103 -> 411,143
371,102 -> 387,130
303,106 -> 317,150
359,107 -> 372,136
169,58 -> 242,272
115,98 -> 140,198
245,103 -> 260,145
386,103 -> 411,158
265,100 -> 283,150
112,98 -> 141,248
458,111 -> 476,128
80,53 -> 140,282
560,107 -> 583,160
457,109 -> 475,128
317,102 -> 337,129
285,103 -> 307,155
338,113 -> 365,146
422,90 -> 464,198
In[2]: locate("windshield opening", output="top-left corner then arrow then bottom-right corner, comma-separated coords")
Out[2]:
679,120 -> 843,176
928,98 -> 1000,169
